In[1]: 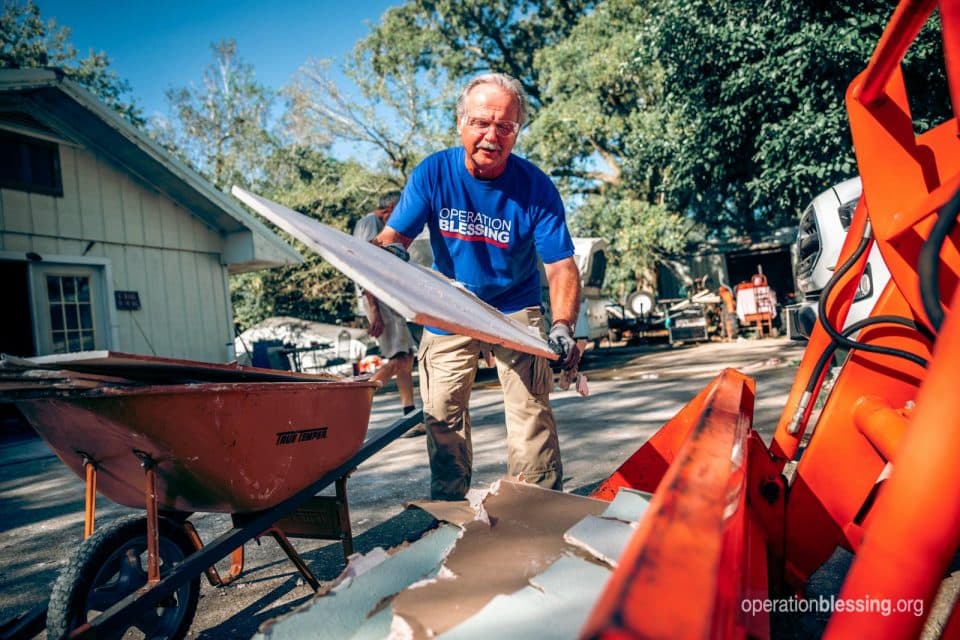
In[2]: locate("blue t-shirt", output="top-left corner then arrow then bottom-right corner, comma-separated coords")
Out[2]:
388,147 -> 574,315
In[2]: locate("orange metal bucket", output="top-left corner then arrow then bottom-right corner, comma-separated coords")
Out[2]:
15,380 -> 378,513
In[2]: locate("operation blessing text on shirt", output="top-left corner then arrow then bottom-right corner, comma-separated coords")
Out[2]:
438,207 -> 512,247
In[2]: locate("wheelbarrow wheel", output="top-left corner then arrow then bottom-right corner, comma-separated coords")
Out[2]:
46,514 -> 200,640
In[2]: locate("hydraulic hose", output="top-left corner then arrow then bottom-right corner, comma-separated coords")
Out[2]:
787,314 -> 930,435
816,221 -> 928,369
787,218 -> 931,436
918,185 -> 960,333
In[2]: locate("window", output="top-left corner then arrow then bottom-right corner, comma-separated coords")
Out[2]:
586,251 -> 607,288
29,263 -> 109,356
46,274 -> 97,353
0,131 -> 63,196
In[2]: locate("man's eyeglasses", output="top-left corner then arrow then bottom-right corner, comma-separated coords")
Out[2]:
462,116 -> 521,137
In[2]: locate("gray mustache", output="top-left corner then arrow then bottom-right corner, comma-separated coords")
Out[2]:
478,142 -> 502,152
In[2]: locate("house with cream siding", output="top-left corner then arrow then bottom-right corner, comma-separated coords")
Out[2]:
0,69 -> 301,363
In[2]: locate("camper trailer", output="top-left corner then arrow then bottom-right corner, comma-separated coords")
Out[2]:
539,238 -> 610,346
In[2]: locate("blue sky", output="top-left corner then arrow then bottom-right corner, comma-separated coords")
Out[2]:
35,0 -> 401,120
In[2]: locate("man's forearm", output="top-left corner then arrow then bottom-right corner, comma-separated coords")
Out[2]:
544,257 -> 581,327
373,226 -> 414,249
363,290 -> 381,316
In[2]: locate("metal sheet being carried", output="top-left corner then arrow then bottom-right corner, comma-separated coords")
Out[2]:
231,186 -> 556,359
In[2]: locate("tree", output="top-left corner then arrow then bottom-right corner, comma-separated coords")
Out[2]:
361,0 -> 599,112
527,0 -> 667,195
231,146 -> 398,330
152,39 -> 275,191
571,194 -> 689,299
0,0 -> 141,124
284,50 -> 454,183
632,0 -> 947,235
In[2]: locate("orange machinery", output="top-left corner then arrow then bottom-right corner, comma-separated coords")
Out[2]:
581,0 -> 960,637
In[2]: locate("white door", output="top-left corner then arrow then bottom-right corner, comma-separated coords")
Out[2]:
30,264 -> 110,355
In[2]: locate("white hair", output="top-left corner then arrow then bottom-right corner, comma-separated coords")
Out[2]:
455,73 -> 528,126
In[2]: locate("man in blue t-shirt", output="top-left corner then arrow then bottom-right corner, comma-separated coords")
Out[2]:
373,72 -> 582,500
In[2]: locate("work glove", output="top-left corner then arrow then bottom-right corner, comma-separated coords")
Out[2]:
548,322 -> 581,371
382,242 -> 410,262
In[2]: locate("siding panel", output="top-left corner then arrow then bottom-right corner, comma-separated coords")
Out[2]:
1,189 -> 32,234
120,176 -> 145,246
99,168 -> 125,244
57,147 -> 83,238
30,193 -> 57,238
141,191 -> 164,247
176,205 -> 197,252
102,243 -> 132,351
143,247 -> 173,356
122,244 -> 152,355
56,238 -> 85,256
162,250 -> 189,358
198,254 -> 227,362
179,251 -> 204,359
76,152 -> 105,242
210,256 -> 233,362
192,217 -> 218,253
1,232 -> 30,252
159,200 -> 180,249
31,235 -> 57,256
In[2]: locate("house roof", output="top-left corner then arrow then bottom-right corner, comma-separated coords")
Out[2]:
0,68 -> 302,274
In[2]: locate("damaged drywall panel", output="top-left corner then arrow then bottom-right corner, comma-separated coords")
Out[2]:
440,555 -> 612,640
255,524 -> 461,640
391,480 -> 609,637
563,515 -> 635,567
563,488 -> 652,567
405,486 -> 494,527
601,487 -> 652,522
231,187 -> 555,359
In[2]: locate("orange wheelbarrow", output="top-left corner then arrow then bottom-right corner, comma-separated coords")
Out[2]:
2,371 -> 420,640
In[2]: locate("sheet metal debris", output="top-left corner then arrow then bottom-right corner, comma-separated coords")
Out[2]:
231,186 -> 556,360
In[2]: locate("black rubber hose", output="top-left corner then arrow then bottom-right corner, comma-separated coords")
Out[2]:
804,314 -> 931,395
817,227 -> 928,369
918,185 -> 960,333
787,313 -> 930,435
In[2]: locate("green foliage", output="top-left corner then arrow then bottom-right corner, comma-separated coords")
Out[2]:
631,0 -> 947,234
571,194 -> 691,300
362,0 -> 599,111
0,0 -> 141,124
151,40 -> 276,191
229,147 -> 395,330
525,0 -> 686,289
528,0 -> 656,191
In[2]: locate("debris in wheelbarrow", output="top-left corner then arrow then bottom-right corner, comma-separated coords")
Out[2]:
0,350 -> 341,385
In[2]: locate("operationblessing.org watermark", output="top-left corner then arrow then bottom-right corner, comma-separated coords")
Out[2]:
741,596 -> 924,618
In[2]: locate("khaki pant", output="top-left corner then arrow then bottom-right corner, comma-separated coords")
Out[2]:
418,307 -> 562,499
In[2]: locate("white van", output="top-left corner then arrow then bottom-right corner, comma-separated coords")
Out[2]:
787,177 -> 891,339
